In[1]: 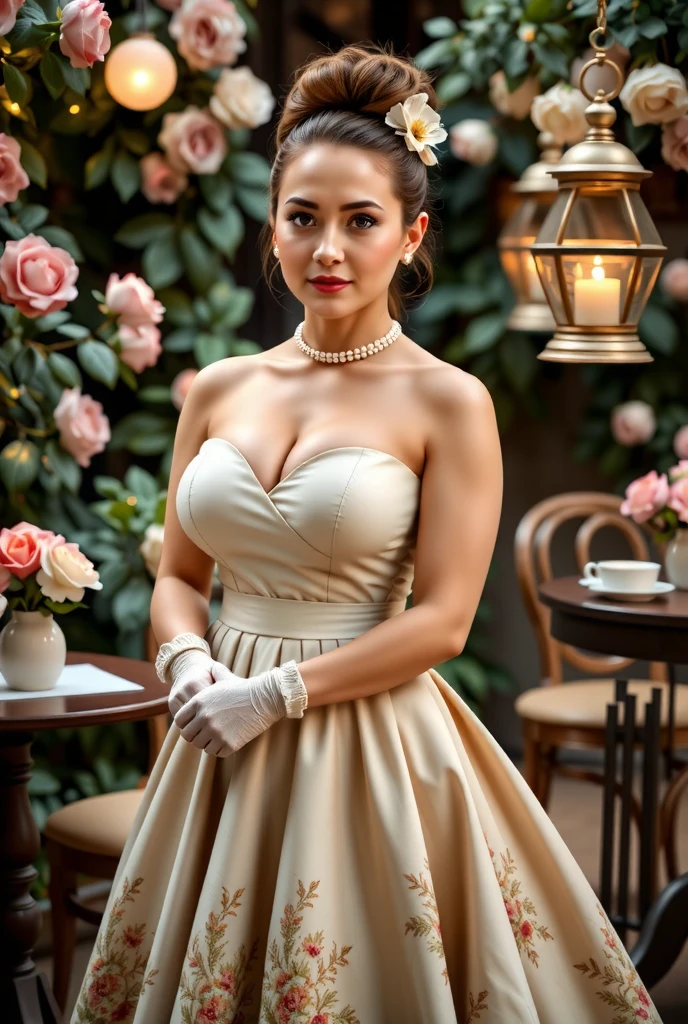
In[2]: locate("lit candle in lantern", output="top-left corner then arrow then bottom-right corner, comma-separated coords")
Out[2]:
573,260 -> 620,325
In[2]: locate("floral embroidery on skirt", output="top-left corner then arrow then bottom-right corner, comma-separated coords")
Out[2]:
465,990 -> 489,1023
402,857 -> 448,984
574,904 -> 661,1023
73,876 -> 158,1023
486,837 -> 554,967
261,879 -> 359,1024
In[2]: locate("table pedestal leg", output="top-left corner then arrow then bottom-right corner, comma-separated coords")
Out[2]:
0,732 -> 60,1024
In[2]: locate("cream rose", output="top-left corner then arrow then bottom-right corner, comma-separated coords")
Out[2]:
140,152 -> 188,204
531,83 -> 589,146
59,0 -> 112,70
170,367 -> 198,411
168,0 -> 246,72
0,0 -> 26,35
36,537 -> 102,603
610,400 -> 656,447
660,258 -> 688,302
209,66 -> 276,130
53,386 -> 111,468
620,64 -> 688,127
661,116 -> 688,172
0,133 -> 29,206
488,71 -> 539,121
0,234 -> 79,317
105,272 -> 165,328
449,119 -> 497,166
139,523 -> 164,578
158,106 -> 228,175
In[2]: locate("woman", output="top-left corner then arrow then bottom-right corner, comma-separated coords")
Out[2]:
70,44 -> 662,1024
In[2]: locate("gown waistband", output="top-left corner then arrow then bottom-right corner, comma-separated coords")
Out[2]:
217,589 -> 407,640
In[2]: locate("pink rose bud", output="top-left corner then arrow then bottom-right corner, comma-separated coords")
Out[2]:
170,367 -> 198,411
0,522 -> 60,580
660,258 -> 688,302
610,400 -> 656,447
59,0 -> 112,69
0,0 -> 27,36
118,323 -> 162,373
0,132 -> 30,206
620,470 -> 670,523
0,234 -> 79,317
140,152 -> 188,205
105,272 -> 165,328
53,386 -> 111,468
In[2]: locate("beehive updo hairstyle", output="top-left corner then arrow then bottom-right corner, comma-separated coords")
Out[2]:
262,43 -> 439,319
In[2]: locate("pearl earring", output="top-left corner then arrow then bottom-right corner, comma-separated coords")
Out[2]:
273,245 -> 279,259
402,252 -> 413,265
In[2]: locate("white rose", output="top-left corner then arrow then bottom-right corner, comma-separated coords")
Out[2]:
209,66 -> 275,130
531,83 -> 589,146
449,119 -> 497,166
139,523 -> 164,578
620,64 -> 688,127
489,71 -> 539,120
36,539 -> 103,602
610,400 -> 656,447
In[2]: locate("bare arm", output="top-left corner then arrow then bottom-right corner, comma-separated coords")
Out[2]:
298,370 -> 503,706
149,364 -> 221,648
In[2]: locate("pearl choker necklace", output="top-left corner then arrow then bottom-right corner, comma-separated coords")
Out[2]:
294,320 -> 401,363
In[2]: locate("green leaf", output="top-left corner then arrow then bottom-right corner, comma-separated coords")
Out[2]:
18,139 -> 47,189
235,185 -> 268,222
55,322 -> 91,339
162,326 -> 196,352
39,50 -> 66,100
532,43 -> 570,79
109,410 -> 173,452
137,384 -> 171,403
436,71 -> 471,102
124,464 -> 159,501
37,225 -> 84,261
423,16 -> 458,38
117,128 -> 150,156
157,288 -> 194,326
464,311 -> 507,355
499,333 -> 537,393
523,0 -> 567,20
414,37 -> 457,69
28,768 -> 61,797
17,204 -> 48,232
60,59 -> 89,96
142,234 -> 184,289
77,340 -> 119,388
47,351 -> 81,388
639,17 -> 667,39
0,438 -> 41,491
215,286 -> 254,329
84,144 -> 114,190
44,438 -> 81,492
503,39 -> 529,79
226,150 -> 271,187
3,64 -> 30,106
623,119 -> 655,155
114,213 -> 175,249
111,149 -> 141,203
199,173 -> 233,213
197,204 -> 244,258
178,225 -> 218,293
194,332 -> 226,367
639,304 -> 679,355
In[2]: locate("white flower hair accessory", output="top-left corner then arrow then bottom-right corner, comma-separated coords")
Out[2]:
384,92 -> 448,166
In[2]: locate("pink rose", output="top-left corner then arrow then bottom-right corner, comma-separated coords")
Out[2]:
0,522 -> 58,580
620,470 -> 670,523
168,0 -> 246,72
36,536 -> 102,602
0,133 -> 29,206
661,116 -> 688,172
53,386 -> 111,468
105,272 -> 165,328
610,400 -> 656,447
669,459 -> 688,482
0,0 -> 26,36
117,323 -> 162,373
140,151 -> 188,204
59,0 -> 111,69
673,425 -> 688,460
0,563 -> 11,591
668,477 -> 688,524
158,106 -> 228,175
170,367 -> 197,410
660,258 -> 688,302
0,234 -> 79,317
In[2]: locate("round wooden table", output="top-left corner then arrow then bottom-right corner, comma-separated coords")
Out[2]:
538,575 -> 688,988
0,651 -> 168,1024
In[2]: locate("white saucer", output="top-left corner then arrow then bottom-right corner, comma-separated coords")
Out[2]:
577,578 -> 675,601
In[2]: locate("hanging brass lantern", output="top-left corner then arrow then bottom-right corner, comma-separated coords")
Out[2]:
530,8 -> 666,363
498,132 -> 560,334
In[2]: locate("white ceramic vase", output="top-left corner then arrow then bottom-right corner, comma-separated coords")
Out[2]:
0,609 -> 67,690
664,528 -> 688,591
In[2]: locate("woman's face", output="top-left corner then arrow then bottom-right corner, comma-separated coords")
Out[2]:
272,143 -> 427,318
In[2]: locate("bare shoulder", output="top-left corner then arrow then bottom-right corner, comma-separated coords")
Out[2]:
185,351 -> 268,408
410,352 -> 497,442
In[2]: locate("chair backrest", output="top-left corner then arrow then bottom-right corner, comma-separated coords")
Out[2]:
514,491 -> 668,687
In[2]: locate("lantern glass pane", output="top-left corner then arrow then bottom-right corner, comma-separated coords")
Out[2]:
627,257 -> 664,323
626,191 -> 664,245
533,255 -> 567,322
559,253 -> 636,326
537,187 -> 645,246
500,196 -> 554,245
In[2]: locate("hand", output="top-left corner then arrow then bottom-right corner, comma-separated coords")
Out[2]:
166,647 -> 233,718
172,668 -> 286,757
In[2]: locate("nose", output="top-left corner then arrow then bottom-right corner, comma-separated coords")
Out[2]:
312,228 -> 344,267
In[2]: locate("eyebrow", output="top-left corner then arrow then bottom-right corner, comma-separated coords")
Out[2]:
284,197 -> 384,211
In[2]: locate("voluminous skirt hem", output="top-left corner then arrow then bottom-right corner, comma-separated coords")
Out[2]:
69,618 -> 662,1024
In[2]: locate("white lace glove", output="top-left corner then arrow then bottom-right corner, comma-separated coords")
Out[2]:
172,661 -> 308,757
166,647 -> 234,718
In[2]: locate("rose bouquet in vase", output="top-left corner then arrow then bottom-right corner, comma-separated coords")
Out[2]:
0,522 -> 102,690
620,461 -> 688,589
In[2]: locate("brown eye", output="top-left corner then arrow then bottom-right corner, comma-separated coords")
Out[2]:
287,212 -> 313,227
350,213 -> 376,229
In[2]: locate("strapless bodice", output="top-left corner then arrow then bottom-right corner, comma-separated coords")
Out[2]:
175,437 -> 421,604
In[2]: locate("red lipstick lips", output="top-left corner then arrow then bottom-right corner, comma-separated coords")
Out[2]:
309,275 -> 351,294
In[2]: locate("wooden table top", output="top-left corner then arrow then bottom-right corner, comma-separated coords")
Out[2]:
0,651 -> 169,731
539,576 -> 688,628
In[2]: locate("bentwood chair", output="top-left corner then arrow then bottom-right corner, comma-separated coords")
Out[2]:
514,491 -> 688,883
44,625 -> 169,1012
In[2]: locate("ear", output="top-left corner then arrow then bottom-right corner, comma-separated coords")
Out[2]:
403,210 -> 429,257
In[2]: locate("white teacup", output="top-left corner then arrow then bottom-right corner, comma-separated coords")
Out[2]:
582,559 -> 660,593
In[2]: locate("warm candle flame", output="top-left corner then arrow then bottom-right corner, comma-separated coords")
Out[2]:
592,265 -> 606,281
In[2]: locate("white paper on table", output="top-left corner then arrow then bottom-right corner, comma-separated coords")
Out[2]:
0,662 -> 145,701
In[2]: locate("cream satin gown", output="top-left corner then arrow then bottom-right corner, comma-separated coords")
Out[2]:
70,437 -> 663,1024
